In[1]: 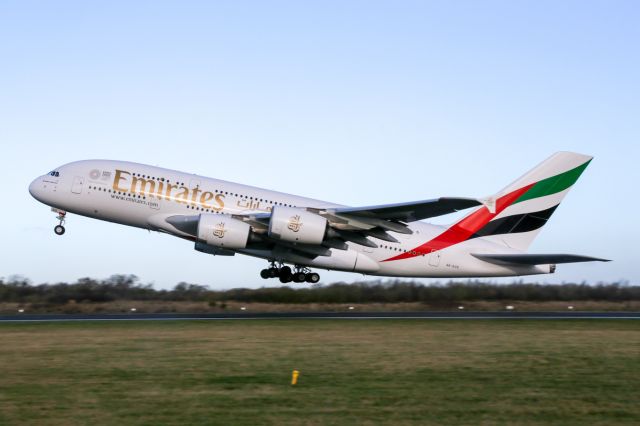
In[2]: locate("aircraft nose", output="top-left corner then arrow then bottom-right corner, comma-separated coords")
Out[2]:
29,177 -> 43,201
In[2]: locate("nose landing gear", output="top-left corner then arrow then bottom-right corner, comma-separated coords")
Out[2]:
53,210 -> 67,235
259,262 -> 320,284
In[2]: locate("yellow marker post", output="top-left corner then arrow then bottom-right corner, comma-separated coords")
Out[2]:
291,370 -> 300,385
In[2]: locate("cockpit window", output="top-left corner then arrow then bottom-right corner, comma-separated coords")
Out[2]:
48,171 -> 60,177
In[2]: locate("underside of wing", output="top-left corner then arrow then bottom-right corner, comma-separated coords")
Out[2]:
472,253 -> 611,266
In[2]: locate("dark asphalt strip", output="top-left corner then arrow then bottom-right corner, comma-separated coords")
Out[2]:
0,312 -> 639,322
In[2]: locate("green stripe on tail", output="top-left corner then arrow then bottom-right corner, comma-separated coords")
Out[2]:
514,160 -> 591,204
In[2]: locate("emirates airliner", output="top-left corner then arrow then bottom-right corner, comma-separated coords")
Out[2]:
29,152 -> 608,283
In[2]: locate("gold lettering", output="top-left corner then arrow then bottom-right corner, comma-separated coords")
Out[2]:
165,183 -> 178,200
200,191 -> 214,208
155,181 -> 165,199
114,171 -> 227,211
175,186 -> 190,204
131,176 -> 156,196
214,194 -> 225,211
113,170 -> 130,192
191,185 -> 202,205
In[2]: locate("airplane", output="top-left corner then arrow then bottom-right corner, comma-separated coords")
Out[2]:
28,151 -> 608,283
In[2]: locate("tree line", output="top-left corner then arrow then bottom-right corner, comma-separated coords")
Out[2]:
0,275 -> 637,305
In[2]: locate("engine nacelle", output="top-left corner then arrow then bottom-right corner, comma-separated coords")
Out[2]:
268,206 -> 327,245
197,214 -> 251,249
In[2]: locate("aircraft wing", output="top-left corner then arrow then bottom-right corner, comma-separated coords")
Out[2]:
329,197 -> 481,222
472,253 -> 611,266
299,197 -> 481,238
149,197 -> 481,257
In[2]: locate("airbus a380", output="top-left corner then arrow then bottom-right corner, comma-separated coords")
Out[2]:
29,151 -> 608,283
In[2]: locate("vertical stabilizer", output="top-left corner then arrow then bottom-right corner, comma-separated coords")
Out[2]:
473,151 -> 593,250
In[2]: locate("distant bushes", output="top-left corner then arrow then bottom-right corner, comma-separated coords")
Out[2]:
213,280 -> 640,304
0,275 -> 157,304
0,275 -> 637,305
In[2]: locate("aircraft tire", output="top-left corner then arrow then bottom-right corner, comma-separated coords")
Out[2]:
280,266 -> 292,277
279,274 -> 292,284
305,273 -> 320,283
54,225 -> 65,235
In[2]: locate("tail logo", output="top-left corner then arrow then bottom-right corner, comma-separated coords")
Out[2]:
383,156 -> 592,262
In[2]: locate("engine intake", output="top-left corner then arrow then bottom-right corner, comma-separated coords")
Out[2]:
268,206 -> 327,245
197,214 -> 250,249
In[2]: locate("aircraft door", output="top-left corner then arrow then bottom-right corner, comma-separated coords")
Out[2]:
71,176 -> 84,194
428,249 -> 441,267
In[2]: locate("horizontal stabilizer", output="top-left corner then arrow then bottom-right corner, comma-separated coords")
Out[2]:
472,253 -> 610,266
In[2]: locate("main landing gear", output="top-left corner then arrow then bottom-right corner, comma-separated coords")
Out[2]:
53,211 -> 67,235
260,262 -> 320,284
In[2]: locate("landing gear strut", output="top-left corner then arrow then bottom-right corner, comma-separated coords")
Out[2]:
53,211 -> 66,236
259,262 -> 320,284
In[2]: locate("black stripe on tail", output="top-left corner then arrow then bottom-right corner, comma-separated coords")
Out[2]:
470,205 -> 559,239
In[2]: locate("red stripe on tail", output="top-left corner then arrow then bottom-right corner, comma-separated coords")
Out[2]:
382,183 -> 535,262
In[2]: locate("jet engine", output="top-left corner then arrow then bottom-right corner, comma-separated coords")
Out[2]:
268,206 -> 327,245
197,214 -> 251,249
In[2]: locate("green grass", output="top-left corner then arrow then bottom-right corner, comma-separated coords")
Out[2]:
0,320 -> 638,425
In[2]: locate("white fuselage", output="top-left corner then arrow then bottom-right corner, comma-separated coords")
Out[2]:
29,160 -> 551,278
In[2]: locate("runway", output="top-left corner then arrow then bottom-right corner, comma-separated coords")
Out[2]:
0,311 -> 639,322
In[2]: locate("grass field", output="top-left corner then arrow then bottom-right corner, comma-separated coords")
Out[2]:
0,320 -> 638,425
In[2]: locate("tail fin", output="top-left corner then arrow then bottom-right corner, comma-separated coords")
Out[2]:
474,151 -> 593,251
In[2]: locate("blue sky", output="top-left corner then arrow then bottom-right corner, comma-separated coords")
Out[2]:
1,1 -> 638,289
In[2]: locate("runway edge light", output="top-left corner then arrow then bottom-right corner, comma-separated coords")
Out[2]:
291,370 -> 300,385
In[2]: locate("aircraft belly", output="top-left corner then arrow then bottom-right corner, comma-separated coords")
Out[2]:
309,250 -> 360,271
374,242 -> 551,278
240,247 -> 379,274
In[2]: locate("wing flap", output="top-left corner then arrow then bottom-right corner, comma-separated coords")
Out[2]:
472,253 -> 611,266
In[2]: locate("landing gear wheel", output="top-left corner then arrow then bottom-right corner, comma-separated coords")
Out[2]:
305,272 -> 320,283
280,266 -> 292,277
279,274 -> 292,284
260,262 -> 313,283
268,267 -> 279,278
278,266 -> 292,283
53,211 -> 67,236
